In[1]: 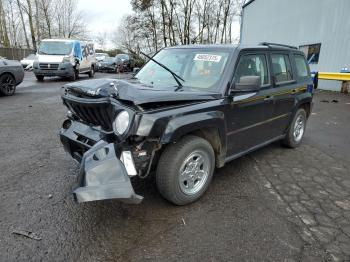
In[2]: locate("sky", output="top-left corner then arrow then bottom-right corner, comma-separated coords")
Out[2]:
77,0 -> 241,50
77,0 -> 133,48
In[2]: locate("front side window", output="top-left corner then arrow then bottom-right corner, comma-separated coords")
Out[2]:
294,54 -> 309,78
271,54 -> 293,83
135,49 -> 230,91
234,54 -> 269,86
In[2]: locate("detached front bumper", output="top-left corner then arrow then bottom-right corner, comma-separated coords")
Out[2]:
60,121 -> 143,204
74,141 -> 143,204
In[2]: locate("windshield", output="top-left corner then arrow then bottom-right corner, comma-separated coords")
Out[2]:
103,57 -> 115,62
116,54 -> 129,60
38,41 -> 73,55
96,53 -> 108,57
135,48 -> 230,91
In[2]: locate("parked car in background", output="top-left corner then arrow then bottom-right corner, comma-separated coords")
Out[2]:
97,57 -> 121,73
115,53 -> 135,71
20,54 -> 37,70
59,43 -> 314,205
33,39 -> 96,81
95,52 -> 109,62
0,57 -> 24,96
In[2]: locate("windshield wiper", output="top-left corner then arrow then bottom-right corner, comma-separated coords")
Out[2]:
140,51 -> 185,87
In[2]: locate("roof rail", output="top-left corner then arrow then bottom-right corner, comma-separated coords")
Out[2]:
259,42 -> 298,50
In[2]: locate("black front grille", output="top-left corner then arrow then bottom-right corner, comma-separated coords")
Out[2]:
39,63 -> 59,70
67,101 -> 115,131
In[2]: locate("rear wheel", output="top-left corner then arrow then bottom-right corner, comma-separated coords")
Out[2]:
156,135 -> 215,205
35,75 -> 44,81
282,108 -> 307,148
0,73 -> 16,96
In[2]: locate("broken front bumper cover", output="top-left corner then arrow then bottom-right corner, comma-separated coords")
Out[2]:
60,123 -> 143,204
74,141 -> 143,204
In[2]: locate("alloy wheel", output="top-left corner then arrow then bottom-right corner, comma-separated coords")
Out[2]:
178,149 -> 211,195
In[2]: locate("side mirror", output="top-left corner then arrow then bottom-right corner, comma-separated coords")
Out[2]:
231,76 -> 261,93
133,67 -> 140,74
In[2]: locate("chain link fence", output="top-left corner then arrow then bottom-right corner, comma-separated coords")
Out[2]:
0,47 -> 35,60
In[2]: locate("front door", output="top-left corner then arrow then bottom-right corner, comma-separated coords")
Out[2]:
226,52 -> 276,156
80,44 -> 91,72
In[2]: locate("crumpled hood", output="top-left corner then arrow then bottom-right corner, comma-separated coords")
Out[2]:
63,78 -> 220,105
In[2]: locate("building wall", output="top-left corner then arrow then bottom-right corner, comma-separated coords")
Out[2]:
241,0 -> 350,91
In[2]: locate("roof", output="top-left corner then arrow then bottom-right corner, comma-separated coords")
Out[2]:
242,0 -> 256,8
164,43 -> 300,52
41,39 -> 78,42
165,44 -> 238,51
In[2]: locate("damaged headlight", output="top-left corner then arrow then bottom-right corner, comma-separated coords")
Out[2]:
114,110 -> 130,135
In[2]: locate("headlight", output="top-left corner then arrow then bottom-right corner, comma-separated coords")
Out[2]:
114,110 -> 130,134
62,56 -> 70,63
67,110 -> 73,118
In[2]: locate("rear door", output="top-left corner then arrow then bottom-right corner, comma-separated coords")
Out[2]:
226,51 -> 276,156
268,52 -> 298,137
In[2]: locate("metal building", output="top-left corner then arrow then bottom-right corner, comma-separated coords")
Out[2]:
240,0 -> 350,91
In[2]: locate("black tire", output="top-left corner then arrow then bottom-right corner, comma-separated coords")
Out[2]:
282,108 -> 307,148
71,68 -> 79,81
0,73 -> 16,96
35,75 -> 44,81
88,66 -> 95,78
156,135 -> 215,205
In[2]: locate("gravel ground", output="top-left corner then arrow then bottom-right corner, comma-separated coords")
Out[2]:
0,72 -> 349,261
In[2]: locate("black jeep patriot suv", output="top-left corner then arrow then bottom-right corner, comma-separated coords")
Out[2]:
59,43 -> 314,205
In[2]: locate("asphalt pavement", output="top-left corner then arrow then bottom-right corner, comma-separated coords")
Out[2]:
0,72 -> 349,261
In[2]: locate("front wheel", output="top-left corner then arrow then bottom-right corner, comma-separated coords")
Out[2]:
88,66 -> 95,78
0,73 -> 16,96
156,135 -> 215,205
282,108 -> 307,148
35,75 -> 44,81
71,68 -> 79,81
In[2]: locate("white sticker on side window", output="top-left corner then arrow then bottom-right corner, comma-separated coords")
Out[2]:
194,54 -> 222,63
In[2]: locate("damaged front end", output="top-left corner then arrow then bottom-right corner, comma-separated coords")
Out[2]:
59,79 -> 157,204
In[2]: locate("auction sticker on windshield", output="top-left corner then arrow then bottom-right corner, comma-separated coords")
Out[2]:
194,54 -> 222,63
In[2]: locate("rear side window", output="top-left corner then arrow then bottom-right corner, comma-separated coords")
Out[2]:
294,54 -> 309,77
271,54 -> 293,83
234,54 -> 269,86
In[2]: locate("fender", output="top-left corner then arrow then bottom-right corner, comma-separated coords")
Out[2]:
285,92 -> 313,132
294,92 -> 313,116
160,111 -> 227,157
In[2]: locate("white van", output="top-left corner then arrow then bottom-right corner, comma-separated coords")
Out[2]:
33,39 -> 96,81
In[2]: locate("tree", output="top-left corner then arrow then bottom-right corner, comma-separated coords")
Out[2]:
115,0 -> 245,54
0,0 -> 86,49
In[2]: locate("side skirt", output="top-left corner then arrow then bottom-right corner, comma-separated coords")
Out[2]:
224,135 -> 285,164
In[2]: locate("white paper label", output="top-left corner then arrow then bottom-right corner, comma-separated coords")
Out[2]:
194,54 -> 222,63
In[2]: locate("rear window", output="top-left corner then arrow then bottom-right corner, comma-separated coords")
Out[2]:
294,54 -> 309,77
